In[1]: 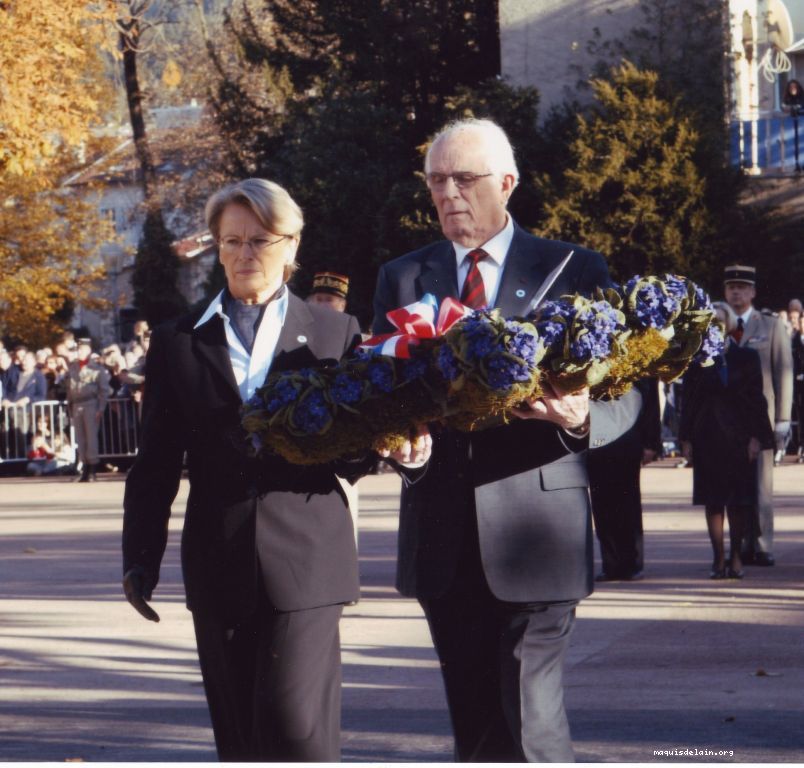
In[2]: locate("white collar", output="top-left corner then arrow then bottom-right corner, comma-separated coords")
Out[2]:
194,290 -> 227,329
193,288 -> 288,329
452,214 -> 514,266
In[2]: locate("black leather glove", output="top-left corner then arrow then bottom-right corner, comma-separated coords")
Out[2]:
123,566 -> 160,622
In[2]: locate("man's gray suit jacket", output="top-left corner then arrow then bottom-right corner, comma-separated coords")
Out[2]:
373,224 -> 640,603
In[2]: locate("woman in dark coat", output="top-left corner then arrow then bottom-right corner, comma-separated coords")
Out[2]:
679,302 -> 774,579
122,178 -> 430,761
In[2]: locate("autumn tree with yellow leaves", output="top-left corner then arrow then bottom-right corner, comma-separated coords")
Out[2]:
0,0 -> 118,346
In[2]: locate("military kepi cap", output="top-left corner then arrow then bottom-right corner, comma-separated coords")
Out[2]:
724,264 -> 756,284
311,271 -> 349,299
77,337 -> 93,347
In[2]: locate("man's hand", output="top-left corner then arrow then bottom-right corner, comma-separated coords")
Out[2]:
123,567 -> 160,622
379,426 -> 432,468
511,382 -> 590,432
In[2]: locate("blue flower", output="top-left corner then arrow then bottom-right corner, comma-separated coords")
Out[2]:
367,362 -> 394,392
487,355 -> 531,390
693,322 -> 725,364
462,318 -> 498,360
436,345 -> 460,381
292,389 -> 331,434
539,299 -> 575,320
402,357 -> 428,382
693,286 -> 712,310
536,319 -> 566,352
266,377 -> 299,414
505,326 -> 540,366
330,373 -> 363,404
351,348 -> 376,362
625,277 -> 681,329
533,300 -> 575,354
663,275 -> 688,301
568,301 -> 624,360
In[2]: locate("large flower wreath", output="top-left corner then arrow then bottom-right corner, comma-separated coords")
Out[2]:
241,275 -> 723,464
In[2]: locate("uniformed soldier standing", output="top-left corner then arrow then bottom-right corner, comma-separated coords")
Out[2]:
723,265 -> 794,565
66,338 -> 110,482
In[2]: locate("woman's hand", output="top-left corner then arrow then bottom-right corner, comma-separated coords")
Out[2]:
747,436 -> 761,462
380,426 -> 432,468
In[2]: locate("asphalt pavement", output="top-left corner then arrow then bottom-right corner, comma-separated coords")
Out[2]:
0,459 -> 802,763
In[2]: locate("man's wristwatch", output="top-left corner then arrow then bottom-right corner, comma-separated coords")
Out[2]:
563,415 -> 591,439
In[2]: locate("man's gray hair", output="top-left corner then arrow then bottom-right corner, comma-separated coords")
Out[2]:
425,118 -> 520,188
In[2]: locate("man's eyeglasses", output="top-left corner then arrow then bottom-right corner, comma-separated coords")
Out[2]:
218,235 -> 288,254
425,172 -> 494,189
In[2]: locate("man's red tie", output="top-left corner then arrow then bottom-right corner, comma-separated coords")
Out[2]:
732,316 -> 744,344
460,249 -> 487,309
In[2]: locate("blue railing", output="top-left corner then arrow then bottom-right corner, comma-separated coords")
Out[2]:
730,114 -> 804,172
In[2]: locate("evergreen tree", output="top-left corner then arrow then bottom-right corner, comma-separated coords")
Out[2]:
132,208 -> 188,325
569,0 -> 767,282
204,0 -> 535,324
117,0 -> 190,325
541,62 -> 713,283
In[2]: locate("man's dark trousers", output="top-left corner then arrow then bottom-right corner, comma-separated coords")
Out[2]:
420,492 -> 576,763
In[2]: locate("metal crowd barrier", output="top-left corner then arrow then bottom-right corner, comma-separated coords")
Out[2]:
0,400 -> 72,464
98,397 -> 140,458
0,397 -> 140,464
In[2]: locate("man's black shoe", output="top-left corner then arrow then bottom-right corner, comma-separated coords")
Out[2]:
752,553 -> 775,566
595,570 -> 644,582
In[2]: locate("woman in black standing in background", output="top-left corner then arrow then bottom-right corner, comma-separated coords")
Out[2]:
679,302 -> 774,579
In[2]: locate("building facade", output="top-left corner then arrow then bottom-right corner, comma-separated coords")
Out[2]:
500,0 -> 804,176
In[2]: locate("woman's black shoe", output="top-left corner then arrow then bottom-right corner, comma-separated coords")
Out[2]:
709,567 -> 727,579
727,567 -> 745,579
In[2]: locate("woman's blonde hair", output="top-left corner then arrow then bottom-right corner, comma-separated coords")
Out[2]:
205,178 -> 304,282
711,300 -> 737,335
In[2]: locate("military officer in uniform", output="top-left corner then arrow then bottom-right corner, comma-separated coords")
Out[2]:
723,265 -> 794,565
66,338 -> 110,482
306,271 -> 350,313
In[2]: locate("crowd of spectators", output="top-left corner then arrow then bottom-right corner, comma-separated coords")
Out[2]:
0,321 -> 150,475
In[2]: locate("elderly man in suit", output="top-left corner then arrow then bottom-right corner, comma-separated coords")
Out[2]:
372,118 -> 640,762
122,178 -> 426,762
723,265 -> 794,566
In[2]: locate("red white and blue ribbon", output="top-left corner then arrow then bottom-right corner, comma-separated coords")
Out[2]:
361,293 -> 473,358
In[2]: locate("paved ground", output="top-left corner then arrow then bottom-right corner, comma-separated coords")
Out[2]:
0,460 -> 802,763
